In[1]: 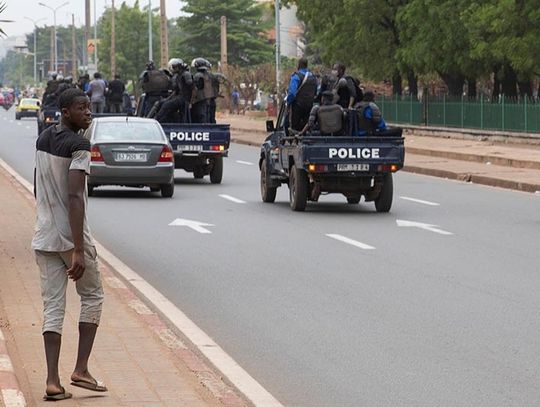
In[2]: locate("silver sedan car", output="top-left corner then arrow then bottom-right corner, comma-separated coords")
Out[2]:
87,117 -> 175,197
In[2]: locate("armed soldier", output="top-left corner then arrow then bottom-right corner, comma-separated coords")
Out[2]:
139,60 -> 171,117
191,58 -> 214,123
286,57 -> 318,132
300,90 -> 345,136
155,58 -> 193,123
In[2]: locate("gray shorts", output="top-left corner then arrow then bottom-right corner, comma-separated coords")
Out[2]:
35,246 -> 104,335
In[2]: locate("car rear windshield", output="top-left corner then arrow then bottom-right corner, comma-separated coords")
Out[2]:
94,121 -> 164,142
22,99 -> 38,105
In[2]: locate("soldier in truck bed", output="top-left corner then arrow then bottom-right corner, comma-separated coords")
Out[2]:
299,90 -> 345,137
139,60 -> 171,116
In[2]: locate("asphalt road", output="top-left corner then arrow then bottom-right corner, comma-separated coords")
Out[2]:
2,109 -> 540,406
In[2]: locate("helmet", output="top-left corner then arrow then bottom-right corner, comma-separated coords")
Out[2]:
51,72 -> 58,80
168,58 -> 186,73
64,75 -> 73,83
191,57 -> 211,71
56,74 -> 64,81
146,60 -> 155,70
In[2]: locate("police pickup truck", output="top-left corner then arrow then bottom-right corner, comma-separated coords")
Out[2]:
260,106 -> 405,211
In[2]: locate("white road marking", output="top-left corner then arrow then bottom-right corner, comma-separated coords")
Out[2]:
0,159 -> 284,407
396,219 -> 453,235
219,194 -> 246,204
400,196 -> 440,206
169,218 -> 215,234
16,122 -> 21,126
236,160 -> 254,166
326,234 -> 376,250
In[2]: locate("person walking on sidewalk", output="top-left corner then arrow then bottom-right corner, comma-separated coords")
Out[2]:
32,88 -> 108,401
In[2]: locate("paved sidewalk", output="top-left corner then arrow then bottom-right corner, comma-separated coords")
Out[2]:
219,114 -> 540,193
0,165 -> 244,406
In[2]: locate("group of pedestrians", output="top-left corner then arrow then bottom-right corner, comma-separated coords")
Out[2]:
286,58 -> 387,137
78,72 -> 130,114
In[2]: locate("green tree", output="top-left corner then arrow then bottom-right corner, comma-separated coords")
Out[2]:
174,0 -> 273,66
97,1 -> 161,87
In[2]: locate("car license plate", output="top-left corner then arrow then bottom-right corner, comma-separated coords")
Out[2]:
114,152 -> 147,162
337,164 -> 369,172
177,145 -> 203,152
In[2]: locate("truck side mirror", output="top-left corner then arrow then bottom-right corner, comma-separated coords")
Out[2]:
266,120 -> 275,132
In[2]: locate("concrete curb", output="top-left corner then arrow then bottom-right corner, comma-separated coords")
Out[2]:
0,328 -> 26,407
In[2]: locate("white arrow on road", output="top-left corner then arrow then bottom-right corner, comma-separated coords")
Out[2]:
169,218 -> 215,234
396,219 -> 453,235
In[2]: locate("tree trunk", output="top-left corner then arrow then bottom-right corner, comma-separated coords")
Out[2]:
392,72 -> 402,96
518,80 -> 533,98
407,70 -> 418,98
492,67 -> 500,101
500,64 -> 518,98
439,72 -> 465,97
466,78 -> 477,98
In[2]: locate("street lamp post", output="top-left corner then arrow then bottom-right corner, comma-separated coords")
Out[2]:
148,0 -> 153,61
24,17 -> 45,84
38,1 -> 69,74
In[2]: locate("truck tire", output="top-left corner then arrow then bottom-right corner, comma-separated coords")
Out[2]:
375,173 -> 393,212
289,165 -> 308,211
210,156 -> 223,184
161,181 -> 175,198
88,184 -> 95,196
347,197 -> 361,204
260,158 -> 277,203
15,113 -> 20,120
193,167 -> 205,179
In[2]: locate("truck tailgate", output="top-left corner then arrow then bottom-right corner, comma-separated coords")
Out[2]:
161,123 -> 230,152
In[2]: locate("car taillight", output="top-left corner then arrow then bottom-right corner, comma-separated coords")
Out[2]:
210,145 -> 225,151
377,164 -> 399,172
90,146 -> 104,162
159,146 -> 174,162
308,164 -> 328,173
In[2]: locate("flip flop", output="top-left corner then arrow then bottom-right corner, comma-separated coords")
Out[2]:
70,379 -> 108,392
43,386 -> 73,401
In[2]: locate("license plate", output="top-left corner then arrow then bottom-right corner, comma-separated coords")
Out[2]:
337,164 -> 369,172
177,145 -> 202,152
114,152 -> 147,162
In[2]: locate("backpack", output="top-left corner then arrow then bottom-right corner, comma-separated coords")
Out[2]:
294,72 -> 317,111
345,75 -> 364,102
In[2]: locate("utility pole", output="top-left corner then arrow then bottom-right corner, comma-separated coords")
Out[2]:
85,0 -> 90,72
49,28 -> 54,73
275,0 -> 281,101
111,0 -> 116,76
160,0 -> 168,68
148,0 -> 153,62
220,16 -> 229,110
71,14 -> 77,79
94,0 -> 98,69
24,17 -> 45,84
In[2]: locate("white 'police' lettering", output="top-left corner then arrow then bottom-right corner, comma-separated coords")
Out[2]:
169,132 -> 210,141
328,148 -> 380,159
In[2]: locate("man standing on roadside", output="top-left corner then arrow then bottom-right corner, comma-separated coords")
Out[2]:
87,72 -> 107,113
107,74 -> 125,114
32,88 -> 107,401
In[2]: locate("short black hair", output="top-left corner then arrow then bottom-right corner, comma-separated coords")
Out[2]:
58,88 -> 87,109
363,91 -> 375,102
94,72 -> 102,79
297,57 -> 308,70
334,63 -> 346,72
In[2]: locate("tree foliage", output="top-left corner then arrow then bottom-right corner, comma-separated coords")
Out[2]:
289,0 -> 540,97
174,0 -> 273,66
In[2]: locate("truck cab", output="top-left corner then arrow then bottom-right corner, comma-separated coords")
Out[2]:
260,103 -> 405,211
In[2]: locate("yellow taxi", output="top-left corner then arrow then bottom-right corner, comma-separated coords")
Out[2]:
15,98 -> 41,120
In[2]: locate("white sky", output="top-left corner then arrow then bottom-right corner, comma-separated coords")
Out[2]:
2,0 -> 184,37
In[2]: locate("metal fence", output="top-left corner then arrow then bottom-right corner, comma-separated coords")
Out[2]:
377,95 -> 540,133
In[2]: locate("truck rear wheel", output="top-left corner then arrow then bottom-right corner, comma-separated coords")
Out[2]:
260,158 -> 277,203
289,165 -> 308,211
347,197 -> 361,204
375,173 -> 393,212
210,156 -> 223,184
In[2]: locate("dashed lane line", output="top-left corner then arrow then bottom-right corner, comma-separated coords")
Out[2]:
399,196 -> 440,206
236,160 -> 255,166
326,234 -> 376,250
219,194 -> 247,204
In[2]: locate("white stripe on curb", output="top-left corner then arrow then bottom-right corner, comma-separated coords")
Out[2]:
1,389 -> 26,407
0,158 -> 283,407
0,327 -> 27,407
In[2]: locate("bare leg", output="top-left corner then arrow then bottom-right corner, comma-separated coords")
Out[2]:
43,332 -> 63,395
70,322 -> 98,383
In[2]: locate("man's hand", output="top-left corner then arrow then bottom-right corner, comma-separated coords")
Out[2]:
67,249 -> 85,281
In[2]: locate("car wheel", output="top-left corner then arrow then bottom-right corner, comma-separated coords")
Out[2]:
15,114 -> 20,120
375,173 -> 393,212
260,158 -> 277,203
209,156 -> 223,184
347,197 -> 361,204
88,184 -> 95,196
289,165 -> 308,211
161,181 -> 174,198
193,167 -> 205,179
